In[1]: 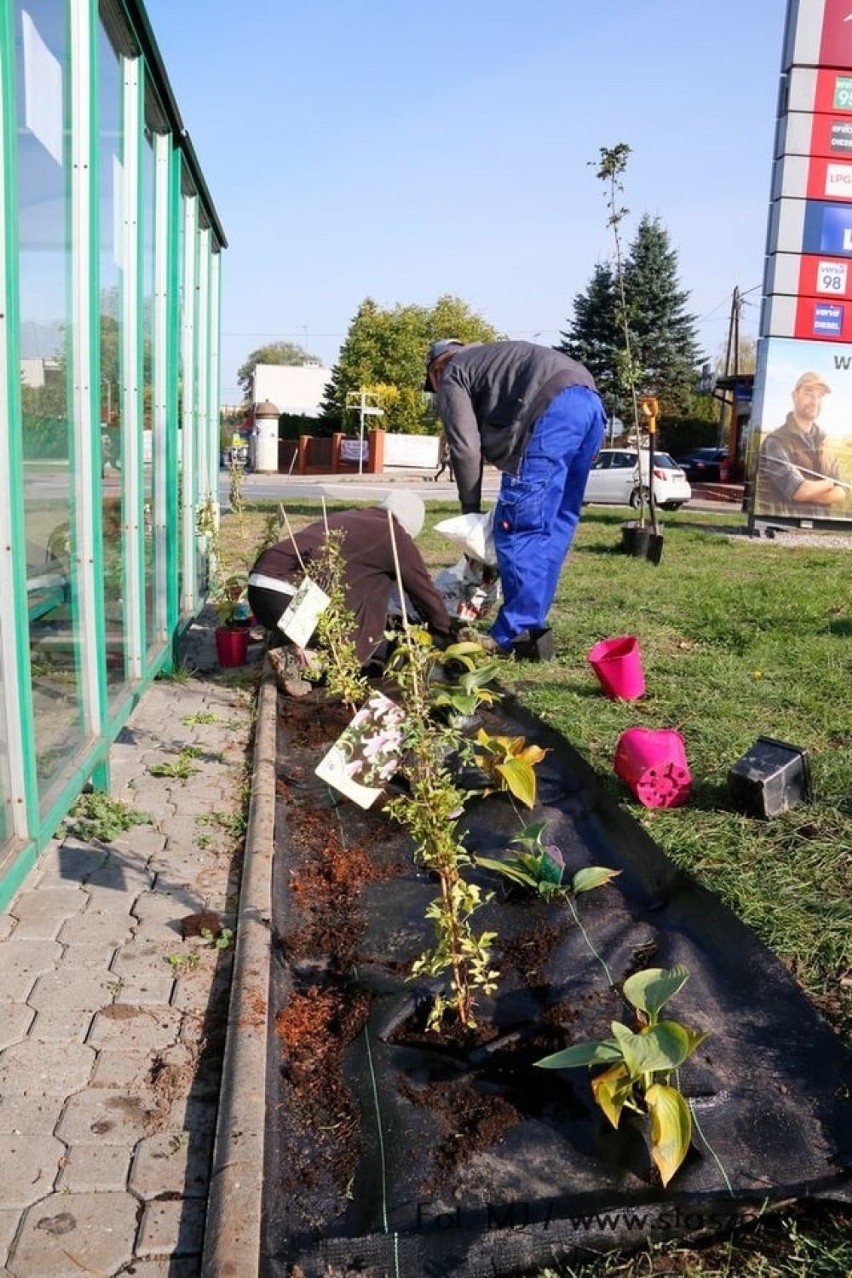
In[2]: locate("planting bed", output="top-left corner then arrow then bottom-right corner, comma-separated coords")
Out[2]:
262,687 -> 851,1278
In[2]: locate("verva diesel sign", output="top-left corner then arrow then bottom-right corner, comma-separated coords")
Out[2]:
795,293 -> 852,338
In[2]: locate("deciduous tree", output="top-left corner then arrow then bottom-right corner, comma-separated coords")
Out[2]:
319,295 -> 500,435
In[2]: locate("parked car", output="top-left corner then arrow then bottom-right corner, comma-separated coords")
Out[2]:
583,449 -> 691,511
676,447 -> 729,483
221,444 -> 249,469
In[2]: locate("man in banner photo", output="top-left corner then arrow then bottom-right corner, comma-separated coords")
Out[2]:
755,371 -> 849,518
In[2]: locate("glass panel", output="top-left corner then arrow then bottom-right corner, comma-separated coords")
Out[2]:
196,245 -> 210,591
142,126 -> 157,654
0,647 -> 10,843
16,0 -> 88,801
98,22 -> 128,694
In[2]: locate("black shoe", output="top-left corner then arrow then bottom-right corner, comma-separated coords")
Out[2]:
510,627 -> 555,662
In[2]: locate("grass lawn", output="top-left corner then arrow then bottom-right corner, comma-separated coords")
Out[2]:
223,495 -> 851,1277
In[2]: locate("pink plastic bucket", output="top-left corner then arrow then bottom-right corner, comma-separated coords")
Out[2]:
614,727 -> 692,809
587,635 -> 645,700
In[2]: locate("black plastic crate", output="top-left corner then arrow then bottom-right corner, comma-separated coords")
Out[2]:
727,736 -> 812,819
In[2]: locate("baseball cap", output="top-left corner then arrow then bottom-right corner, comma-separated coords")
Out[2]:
423,339 -> 464,391
380,491 -> 425,540
794,371 -> 830,393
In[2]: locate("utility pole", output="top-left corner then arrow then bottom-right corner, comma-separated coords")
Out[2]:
717,286 -> 742,450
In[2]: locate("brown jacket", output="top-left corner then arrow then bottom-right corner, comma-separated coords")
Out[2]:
250,508 -> 451,662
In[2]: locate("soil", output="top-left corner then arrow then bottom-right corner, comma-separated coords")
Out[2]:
263,683 -> 852,1278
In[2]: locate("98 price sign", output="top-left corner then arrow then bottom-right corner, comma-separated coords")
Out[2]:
817,260 -> 848,294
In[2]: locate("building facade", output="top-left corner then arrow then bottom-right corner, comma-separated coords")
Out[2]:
253,363 -> 333,417
0,0 -> 226,904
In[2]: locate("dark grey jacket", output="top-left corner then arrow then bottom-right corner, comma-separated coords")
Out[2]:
434,341 -> 598,511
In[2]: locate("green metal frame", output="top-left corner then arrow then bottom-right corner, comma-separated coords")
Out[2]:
0,0 -> 226,908
0,0 -> 38,854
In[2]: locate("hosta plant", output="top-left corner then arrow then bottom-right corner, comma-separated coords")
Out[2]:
475,820 -> 620,902
535,964 -> 708,1186
427,642 -> 503,720
471,729 -> 548,809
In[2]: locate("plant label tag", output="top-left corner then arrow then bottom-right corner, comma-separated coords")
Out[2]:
540,845 -> 565,886
277,577 -> 330,648
315,692 -> 406,809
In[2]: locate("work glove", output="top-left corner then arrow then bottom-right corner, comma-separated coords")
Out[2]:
428,624 -> 453,651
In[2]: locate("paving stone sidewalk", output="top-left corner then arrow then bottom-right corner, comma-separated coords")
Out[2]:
0,610 -> 262,1277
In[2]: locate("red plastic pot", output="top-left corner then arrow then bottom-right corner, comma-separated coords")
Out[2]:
215,626 -> 249,668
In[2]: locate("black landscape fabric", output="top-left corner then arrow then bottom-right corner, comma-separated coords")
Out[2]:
262,691 -> 851,1278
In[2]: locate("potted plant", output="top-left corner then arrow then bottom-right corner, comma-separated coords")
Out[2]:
212,571 -> 251,667
196,486 -> 261,668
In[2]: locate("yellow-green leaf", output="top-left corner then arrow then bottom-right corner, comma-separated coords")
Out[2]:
572,866 -> 621,894
496,758 -> 537,807
591,1063 -> 632,1128
645,1082 -> 692,1187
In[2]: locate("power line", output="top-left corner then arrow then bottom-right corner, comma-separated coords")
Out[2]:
696,283 -> 762,324
221,330 -> 347,338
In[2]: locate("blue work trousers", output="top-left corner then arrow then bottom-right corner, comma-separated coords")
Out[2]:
490,385 -> 605,648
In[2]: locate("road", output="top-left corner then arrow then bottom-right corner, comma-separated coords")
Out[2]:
222,468 -> 746,515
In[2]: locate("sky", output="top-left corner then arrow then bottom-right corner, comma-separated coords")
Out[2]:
143,0 -> 788,403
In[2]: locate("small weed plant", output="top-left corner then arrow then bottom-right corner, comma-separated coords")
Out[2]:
165,951 -> 201,971
197,808 -> 248,840
149,749 -> 201,782
157,660 -> 194,684
536,964 -> 707,1186
201,926 -> 234,950
61,793 -> 151,843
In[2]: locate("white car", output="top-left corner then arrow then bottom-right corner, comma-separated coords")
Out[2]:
583,448 -> 691,511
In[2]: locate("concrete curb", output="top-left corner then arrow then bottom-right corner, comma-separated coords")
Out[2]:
202,661 -> 277,1276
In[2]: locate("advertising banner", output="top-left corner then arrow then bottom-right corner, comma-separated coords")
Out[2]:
754,1 -> 852,524
784,1 -> 852,72
749,337 -> 852,520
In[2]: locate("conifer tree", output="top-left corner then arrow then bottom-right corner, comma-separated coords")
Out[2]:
624,215 -> 703,416
556,262 -> 622,418
558,213 -> 703,420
